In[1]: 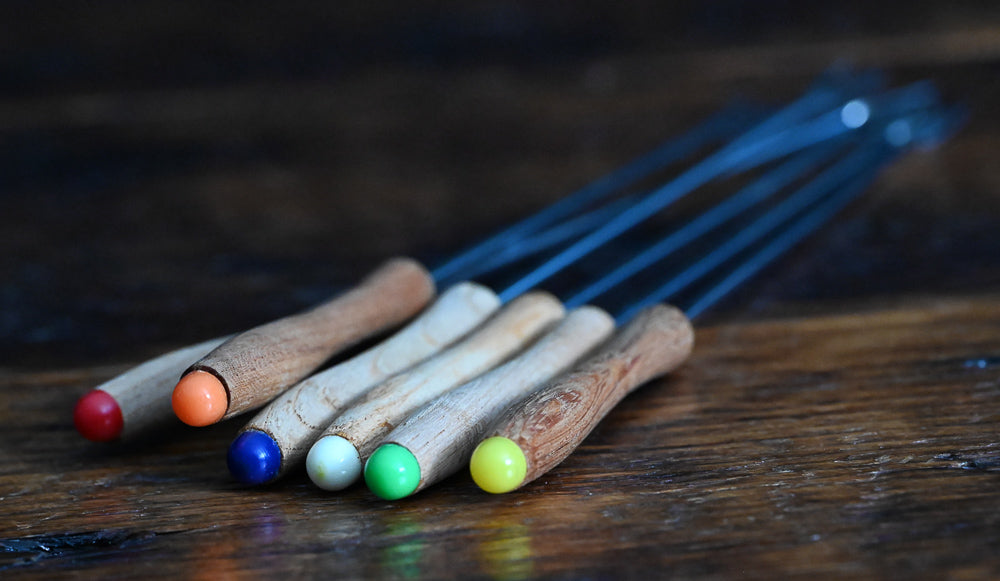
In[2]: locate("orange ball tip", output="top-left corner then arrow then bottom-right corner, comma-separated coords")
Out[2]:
172,370 -> 228,427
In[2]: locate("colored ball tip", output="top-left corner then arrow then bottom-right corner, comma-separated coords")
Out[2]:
470,437 -> 527,494
306,435 -> 361,491
228,430 -> 282,485
172,370 -> 227,427
364,444 -> 420,500
73,390 -> 124,442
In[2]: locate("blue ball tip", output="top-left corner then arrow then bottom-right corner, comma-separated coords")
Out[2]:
228,430 -> 282,485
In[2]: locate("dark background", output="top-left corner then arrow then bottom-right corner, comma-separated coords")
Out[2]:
3,1 -> 999,369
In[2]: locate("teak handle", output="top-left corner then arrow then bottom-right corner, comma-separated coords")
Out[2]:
325,291 -> 565,459
190,257 -> 436,419
389,305 -> 615,493
97,336 -> 229,438
241,281 -> 501,476
490,304 -> 694,489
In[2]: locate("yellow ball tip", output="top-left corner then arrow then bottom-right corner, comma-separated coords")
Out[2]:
470,436 -> 527,494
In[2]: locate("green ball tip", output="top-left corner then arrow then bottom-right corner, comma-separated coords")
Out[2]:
364,443 -> 421,500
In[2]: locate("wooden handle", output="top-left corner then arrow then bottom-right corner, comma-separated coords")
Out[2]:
191,257 -> 435,419
93,336 -> 229,438
488,304 -> 693,490
386,305 -> 615,494
324,291 -> 565,459
240,282 -> 501,476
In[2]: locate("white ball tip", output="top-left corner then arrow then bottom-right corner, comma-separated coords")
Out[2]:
306,435 -> 362,491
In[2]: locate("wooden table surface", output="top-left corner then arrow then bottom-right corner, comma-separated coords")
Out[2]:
2,3 -> 999,579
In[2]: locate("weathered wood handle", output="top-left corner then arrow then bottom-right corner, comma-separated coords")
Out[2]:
488,304 -> 693,489
387,305 -> 615,494
324,291 -> 565,459
190,257 -> 436,419
241,281 -> 501,477
90,336 -> 229,439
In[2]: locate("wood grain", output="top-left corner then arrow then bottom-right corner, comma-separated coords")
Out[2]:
387,305 -> 615,494
91,336 -> 228,439
2,297 -> 999,579
190,257 -> 435,420
323,291 -> 566,459
241,282 -> 500,478
487,304 -> 695,488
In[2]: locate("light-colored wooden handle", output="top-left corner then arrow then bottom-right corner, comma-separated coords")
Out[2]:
386,305 -> 615,493
191,257 -> 436,419
490,304 -> 693,489
324,291 -> 565,459
241,282 -> 501,476
97,337 -> 229,438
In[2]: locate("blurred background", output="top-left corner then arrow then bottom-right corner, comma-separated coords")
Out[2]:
3,1 -> 1000,368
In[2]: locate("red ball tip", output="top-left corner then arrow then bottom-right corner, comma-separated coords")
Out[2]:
74,390 -> 124,442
